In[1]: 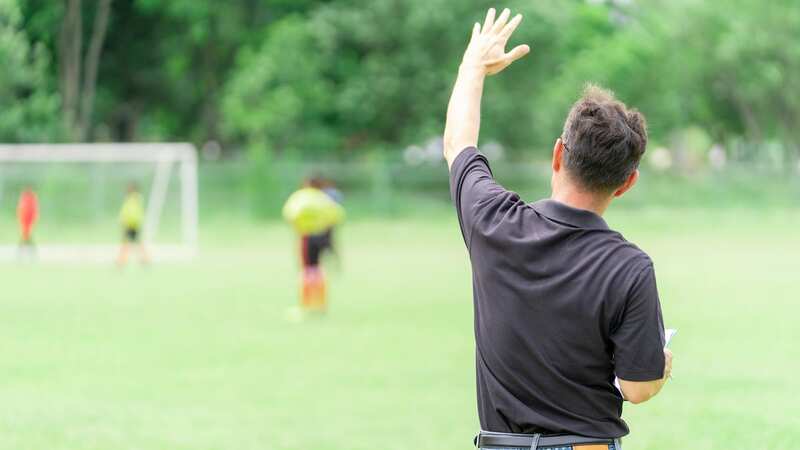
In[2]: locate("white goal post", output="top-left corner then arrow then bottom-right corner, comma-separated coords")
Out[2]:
0,143 -> 198,262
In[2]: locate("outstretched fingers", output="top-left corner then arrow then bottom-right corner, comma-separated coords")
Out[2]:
499,13 -> 523,41
482,8 -> 496,35
467,8 -> 530,74
490,8 -> 512,35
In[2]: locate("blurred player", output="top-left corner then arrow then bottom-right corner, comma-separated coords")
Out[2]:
116,183 -> 149,267
17,186 -> 39,260
282,175 -> 345,318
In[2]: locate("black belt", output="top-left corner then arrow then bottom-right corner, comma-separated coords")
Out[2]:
475,430 -> 620,449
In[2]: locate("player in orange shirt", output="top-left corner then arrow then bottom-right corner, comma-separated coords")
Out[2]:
17,186 -> 39,259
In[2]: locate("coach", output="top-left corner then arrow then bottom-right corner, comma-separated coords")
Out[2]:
443,8 -> 673,450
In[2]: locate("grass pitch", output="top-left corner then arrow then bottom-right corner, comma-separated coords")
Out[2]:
1,208 -> 799,450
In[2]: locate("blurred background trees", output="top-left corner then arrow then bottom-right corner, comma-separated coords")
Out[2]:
0,0 -> 62,142
4,0 -> 799,168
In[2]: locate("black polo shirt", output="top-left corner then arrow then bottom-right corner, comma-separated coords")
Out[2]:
450,147 -> 665,438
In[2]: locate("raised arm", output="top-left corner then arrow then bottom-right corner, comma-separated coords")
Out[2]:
443,8 -> 530,168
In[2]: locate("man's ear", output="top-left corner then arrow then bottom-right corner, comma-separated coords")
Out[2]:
613,169 -> 639,197
552,138 -> 564,172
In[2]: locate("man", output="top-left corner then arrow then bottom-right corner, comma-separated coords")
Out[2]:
444,8 -> 673,450
117,183 -> 149,266
17,186 -> 39,259
282,176 -> 345,317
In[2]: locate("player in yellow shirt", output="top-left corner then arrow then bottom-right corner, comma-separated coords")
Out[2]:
116,183 -> 149,267
282,175 -> 345,317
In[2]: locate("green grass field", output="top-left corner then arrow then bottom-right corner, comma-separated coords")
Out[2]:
1,208 -> 799,450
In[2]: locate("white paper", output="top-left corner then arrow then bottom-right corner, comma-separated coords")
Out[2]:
664,328 -> 677,347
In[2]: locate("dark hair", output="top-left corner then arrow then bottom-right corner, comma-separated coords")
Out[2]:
561,84 -> 648,193
305,173 -> 325,189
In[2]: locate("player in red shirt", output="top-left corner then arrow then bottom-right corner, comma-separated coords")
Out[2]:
17,186 -> 39,258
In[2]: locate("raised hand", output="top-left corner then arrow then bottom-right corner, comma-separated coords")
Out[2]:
443,8 -> 530,166
461,8 -> 530,76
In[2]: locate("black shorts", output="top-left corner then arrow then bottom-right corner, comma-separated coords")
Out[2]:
301,232 -> 331,267
124,227 -> 139,242
319,229 -> 334,253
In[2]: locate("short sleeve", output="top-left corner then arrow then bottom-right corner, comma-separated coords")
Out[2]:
449,147 -> 521,250
611,263 -> 666,381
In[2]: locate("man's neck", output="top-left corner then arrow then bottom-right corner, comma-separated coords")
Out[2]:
550,187 -> 612,217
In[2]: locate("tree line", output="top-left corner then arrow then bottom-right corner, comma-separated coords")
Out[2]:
1,0 -> 797,165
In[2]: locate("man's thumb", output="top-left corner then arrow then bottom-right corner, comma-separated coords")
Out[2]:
507,44 -> 531,63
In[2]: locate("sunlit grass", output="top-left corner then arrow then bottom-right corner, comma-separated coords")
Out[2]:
0,209 -> 798,449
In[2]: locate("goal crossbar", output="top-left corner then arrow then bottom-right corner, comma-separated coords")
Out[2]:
0,143 -> 196,163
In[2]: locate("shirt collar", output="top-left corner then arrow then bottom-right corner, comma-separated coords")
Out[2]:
530,199 -> 609,230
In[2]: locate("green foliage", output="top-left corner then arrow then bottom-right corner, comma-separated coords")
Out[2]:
4,0 -> 799,166
535,0 -> 800,162
0,0 -> 61,142
220,0 -> 799,163
223,16 -> 336,155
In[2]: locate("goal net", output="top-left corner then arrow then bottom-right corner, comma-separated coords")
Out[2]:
0,143 -> 198,263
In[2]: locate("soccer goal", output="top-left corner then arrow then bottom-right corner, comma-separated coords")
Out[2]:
0,143 -> 198,263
